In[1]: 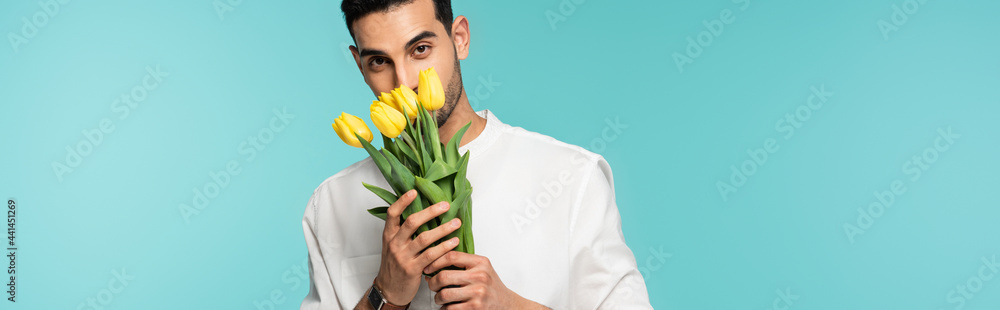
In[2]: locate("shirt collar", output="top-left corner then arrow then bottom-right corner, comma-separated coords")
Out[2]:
458,109 -> 503,155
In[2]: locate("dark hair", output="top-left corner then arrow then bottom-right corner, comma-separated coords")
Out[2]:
341,0 -> 454,41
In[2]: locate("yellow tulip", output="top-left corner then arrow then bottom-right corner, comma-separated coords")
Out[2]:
370,100 -> 407,138
379,92 -> 395,109
418,67 -> 445,111
391,87 -> 419,120
332,112 -> 373,148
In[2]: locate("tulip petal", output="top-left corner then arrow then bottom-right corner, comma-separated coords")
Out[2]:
371,101 -> 407,138
343,113 -> 373,143
379,92 -> 396,109
333,117 -> 361,147
418,70 -> 432,110
371,111 -> 401,138
401,86 -> 418,105
384,104 -> 407,132
418,67 -> 445,111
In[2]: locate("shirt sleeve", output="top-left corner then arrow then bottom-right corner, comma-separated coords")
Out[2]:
567,156 -> 653,309
300,192 -> 346,310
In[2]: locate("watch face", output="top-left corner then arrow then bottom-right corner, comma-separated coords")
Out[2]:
367,284 -> 383,309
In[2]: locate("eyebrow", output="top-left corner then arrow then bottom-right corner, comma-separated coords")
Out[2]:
358,31 -> 438,58
405,31 -> 437,49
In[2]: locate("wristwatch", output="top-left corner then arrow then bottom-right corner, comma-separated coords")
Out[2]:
367,280 -> 410,310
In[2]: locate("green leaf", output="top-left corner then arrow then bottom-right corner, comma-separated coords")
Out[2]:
381,150 -> 406,193
414,176 -> 449,204
382,135 -> 396,156
400,130 -> 417,153
367,206 -> 388,221
451,190 -> 471,211
435,174 -> 455,201
403,194 -> 429,227
463,215 -> 474,254
412,109 -> 433,175
440,190 -> 470,253
419,145 -> 433,175
423,107 -> 443,161
384,150 -> 415,191
402,111 -> 420,167
454,151 -> 471,193
412,108 -> 425,171
413,196 -> 430,233
423,159 -> 457,182
458,197 -> 474,254
440,189 -> 468,224
400,131 -> 421,171
445,121 -> 471,165
363,182 -> 397,205
418,105 -> 432,153
394,136 -> 419,167
391,137 -> 407,165
357,134 -> 393,185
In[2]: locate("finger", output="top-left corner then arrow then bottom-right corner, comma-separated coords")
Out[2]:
385,189 -> 417,229
424,251 -> 482,274
426,269 -> 474,292
416,236 -> 459,274
394,201 -> 450,245
440,304 -> 466,310
410,218 -> 461,253
435,285 -> 479,305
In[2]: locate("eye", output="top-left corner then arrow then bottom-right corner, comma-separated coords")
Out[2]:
369,57 -> 387,68
413,45 -> 430,57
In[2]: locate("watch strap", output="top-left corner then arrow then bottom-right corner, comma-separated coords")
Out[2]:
367,280 -> 409,310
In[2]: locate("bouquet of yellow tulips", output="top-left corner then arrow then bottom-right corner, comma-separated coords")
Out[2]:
332,67 -> 475,256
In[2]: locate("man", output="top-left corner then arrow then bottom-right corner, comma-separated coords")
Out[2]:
300,0 -> 653,309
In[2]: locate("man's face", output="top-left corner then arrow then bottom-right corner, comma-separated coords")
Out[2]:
350,0 -> 467,125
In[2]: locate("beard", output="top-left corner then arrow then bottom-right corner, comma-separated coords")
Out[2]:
435,55 -> 464,127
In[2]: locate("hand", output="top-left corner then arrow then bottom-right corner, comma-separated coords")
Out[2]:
374,189 -> 462,305
424,251 -> 543,309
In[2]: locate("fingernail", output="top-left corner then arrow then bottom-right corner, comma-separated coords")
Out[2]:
438,202 -> 449,211
450,219 -> 461,228
407,190 -> 416,198
450,237 -> 459,245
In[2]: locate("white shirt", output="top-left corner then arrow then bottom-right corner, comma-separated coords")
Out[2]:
300,110 -> 652,309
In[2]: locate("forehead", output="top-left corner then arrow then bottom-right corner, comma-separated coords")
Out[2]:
352,0 -> 444,51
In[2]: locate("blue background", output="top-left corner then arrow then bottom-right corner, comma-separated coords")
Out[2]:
2,0 -> 999,309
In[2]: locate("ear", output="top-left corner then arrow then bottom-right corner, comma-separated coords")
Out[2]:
350,45 -> 364,74
451,15 -> 470,61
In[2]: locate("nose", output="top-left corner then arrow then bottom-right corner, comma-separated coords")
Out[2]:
394,63 -> 419,91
